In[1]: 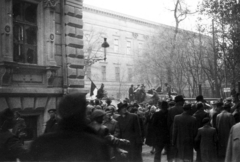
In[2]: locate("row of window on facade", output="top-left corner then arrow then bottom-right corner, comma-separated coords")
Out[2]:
113,39 -> 143,54
87,66 -> 133,82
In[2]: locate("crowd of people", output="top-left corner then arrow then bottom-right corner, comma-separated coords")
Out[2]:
1,92 -> 240,162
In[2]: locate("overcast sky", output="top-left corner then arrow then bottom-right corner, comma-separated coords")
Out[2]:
84,0 -> 204,31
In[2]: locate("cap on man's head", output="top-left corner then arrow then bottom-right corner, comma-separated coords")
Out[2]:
117,102 -> 128,111
174,95 -> 185,103
91,109 -> 106,121
226,97 -> 232,101
48,109 -> 56,113
183,104 -> 192,111
196,95 -> 204,102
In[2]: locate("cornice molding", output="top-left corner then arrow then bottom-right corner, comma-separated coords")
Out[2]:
83,5 -> 165,29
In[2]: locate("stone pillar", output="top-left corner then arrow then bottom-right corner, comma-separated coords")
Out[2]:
0,0 -> 13,62
43,0 -> 59,66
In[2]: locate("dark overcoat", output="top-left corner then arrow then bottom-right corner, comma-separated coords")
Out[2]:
152,110 -> 169,145
27,124 -> 110,161
44,117 -> 58,134
195,125 -> 218,162
0,130 -> 26,161
193,109 -> 209,129
145,112 -> 156,146
172,112 -> 197,162
116,112 -> 142,162
167,105 -> 183,138
216,110 -> 235,157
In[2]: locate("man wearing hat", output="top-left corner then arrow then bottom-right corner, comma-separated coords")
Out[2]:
129,85 -> 134,102
216,103 -> 235,161
116,102 -> 143,162
167,95 -> 185,161
210,101 -> 223,128
172,104 -> 197,162
44,109 -> 58,134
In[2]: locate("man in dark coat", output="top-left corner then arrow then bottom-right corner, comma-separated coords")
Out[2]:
44,109 -> 58,134
216,103 -> 235,162
190,95 -> 204,115
97,83 -> 105,100
167,95 -> 185,161
172,104 -> 197,162
0,108 -> 26,161
193,102 -> 209,162
153,101 -> 170,162
116,103 -> 143,162
27,94 -> 110,162
129,85 -> 134,102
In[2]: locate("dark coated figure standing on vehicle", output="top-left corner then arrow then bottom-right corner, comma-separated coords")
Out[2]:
27,93 -> 110,162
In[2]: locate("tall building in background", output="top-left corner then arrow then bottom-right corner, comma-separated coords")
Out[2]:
83,4 -> 162,99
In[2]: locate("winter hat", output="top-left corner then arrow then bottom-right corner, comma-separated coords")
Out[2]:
174,95 -> 185,103
91,109 -> 106,121
58,93 -> 87,119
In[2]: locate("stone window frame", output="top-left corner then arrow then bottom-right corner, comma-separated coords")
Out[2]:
0,0 -> 59,87
1,0 -> 58,66
126,40 -> 131,55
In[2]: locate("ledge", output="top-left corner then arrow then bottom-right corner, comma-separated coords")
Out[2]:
0,87 -> 63,96
0,61 -> 60,71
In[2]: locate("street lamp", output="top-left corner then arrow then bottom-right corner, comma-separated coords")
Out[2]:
102,38 -> 109,61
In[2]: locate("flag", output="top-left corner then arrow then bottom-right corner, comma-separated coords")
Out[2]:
90,80 -> 97,96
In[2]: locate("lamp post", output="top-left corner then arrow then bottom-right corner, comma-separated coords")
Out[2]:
102,38 -> 109,61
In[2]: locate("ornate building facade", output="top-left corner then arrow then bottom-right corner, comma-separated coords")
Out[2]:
0,0 -> 86,140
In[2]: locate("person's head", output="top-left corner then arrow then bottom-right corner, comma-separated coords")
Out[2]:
14,111 -> 21,118
91,109 -> 106,124
202,117 -> 210,126
223,103 -> 231,112
131,84 -> 133,88
168,101 -> 175,107
196,102 -> 204,110
174,95 -> 185,105
0,108 -> 15,131
133,103 -> 139,109
165,83 -> 168,86
48,109 -> 57,118
196,95 -> 204,102
161,101 -> 169,111
95,99 -> 100,105
100,83 -> 104,89
90,100 -> 95,105
183,104 -> 192,113
58,93 -> 87,126
106,98 -> 112,105
117,103 -> 128,115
